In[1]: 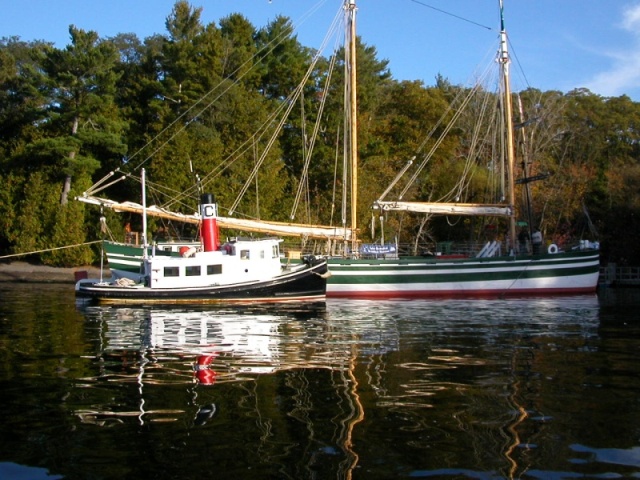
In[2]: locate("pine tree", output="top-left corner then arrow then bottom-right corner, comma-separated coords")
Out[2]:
39,26 -> 127,205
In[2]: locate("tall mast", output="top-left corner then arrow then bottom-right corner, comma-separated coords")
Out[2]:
347,0 -> 358,255
141,167 -> 148,258
499,0 -> 517,254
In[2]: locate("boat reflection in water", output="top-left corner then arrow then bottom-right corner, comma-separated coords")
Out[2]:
77,300 -> 399,477
73,295 -> 611,479
80,301 -> 392,383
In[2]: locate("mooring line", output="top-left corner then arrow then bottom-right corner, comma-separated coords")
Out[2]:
0,241 -> 101,260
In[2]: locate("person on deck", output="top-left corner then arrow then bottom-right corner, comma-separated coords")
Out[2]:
531,227 -> 543,255
518,228 -> 529,254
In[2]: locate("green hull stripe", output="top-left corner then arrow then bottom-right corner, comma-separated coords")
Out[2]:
327,264 -> 598,285
104,242 -> 599,286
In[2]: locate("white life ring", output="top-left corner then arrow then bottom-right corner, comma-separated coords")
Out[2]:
547,244 -> 558,254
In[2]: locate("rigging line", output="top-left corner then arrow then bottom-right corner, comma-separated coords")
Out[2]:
148,183 -> 190,219
408,0 -> 493,31
229,4 -> 345,215
508,37 -> 531,91
388,44 -> 495,201
377,157 -> 415,202
300,91 -> 308,221
290,44 -> 339,220
453,81 -> 498,201
128,55 -> 288,177
183,18 -> 341,206
0,241 -> 102,260
396,39 -> 501,202
228,52 -> 322,215
378,84 -> 470,200
454,93 -> 491,198
399,79 -> 483,199
480,95 -> 504,202
158,89 -> 295,211
120,0 -> 332,175
400,55 -> 479,161
124,172 -> 197,215
413,36 -> 499,159
130,77 -> 267,175
100,217 -> 117,242
193,92 -> 292,185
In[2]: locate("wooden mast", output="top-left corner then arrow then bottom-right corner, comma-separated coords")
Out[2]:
141,168 -> 148,259
347,0 -> 358,255
499,0 -> 517,255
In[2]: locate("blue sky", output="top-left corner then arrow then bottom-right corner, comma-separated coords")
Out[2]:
3,0 -> 640,100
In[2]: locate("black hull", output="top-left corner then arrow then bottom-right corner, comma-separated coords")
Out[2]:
76,261 -> 328,305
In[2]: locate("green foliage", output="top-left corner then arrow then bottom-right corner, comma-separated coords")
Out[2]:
41,200 -> 94,266
0,172 -> 19,251
218,14 -> 260,87
9,171 -> 57,254
255,16 -> 312,99
39,26 -> 126,205
0,1 -> 639,266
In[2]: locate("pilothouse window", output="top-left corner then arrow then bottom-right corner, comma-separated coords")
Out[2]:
207,265 -> 222,275
186,266 -> 201,276
164,267 -> 179,277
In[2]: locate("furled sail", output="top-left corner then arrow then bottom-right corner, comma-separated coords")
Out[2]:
77,195 -> 353,241
374,200 -> 512,217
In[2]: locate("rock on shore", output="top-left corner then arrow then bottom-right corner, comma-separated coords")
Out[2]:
0,261 -> 109,283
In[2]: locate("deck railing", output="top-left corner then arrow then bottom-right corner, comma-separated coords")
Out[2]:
281,240 -> 494,259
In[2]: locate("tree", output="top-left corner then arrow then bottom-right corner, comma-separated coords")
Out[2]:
1,0 -> 639,266
162,1 -> 206,104
559,89 -> 640,261
219,13 -> 260,87
0,37 -> 50,162
39,26 -> 127,205
361,81 -> 453,244
255,16 -> 312,100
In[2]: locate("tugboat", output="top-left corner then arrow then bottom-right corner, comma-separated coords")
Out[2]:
76,192 -> 328,304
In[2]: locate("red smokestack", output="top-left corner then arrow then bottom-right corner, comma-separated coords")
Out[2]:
200,193 -> 219,252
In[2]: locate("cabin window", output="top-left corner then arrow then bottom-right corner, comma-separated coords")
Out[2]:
272,245 -> 279,258
207,264 -> 222,275
186,266 -> 201,276
260,250 -> 265,259
164,266 -> 180,277
240,250 -> 250,260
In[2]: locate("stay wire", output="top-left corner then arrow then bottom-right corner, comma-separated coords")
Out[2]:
408,0 -> 493,31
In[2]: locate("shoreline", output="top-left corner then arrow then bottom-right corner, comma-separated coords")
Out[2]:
0,261 -> 109,283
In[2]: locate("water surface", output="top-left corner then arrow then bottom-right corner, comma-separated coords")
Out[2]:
0,284 -> 638,479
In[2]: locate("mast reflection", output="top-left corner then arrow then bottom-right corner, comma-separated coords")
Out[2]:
76,302 -> 399,478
